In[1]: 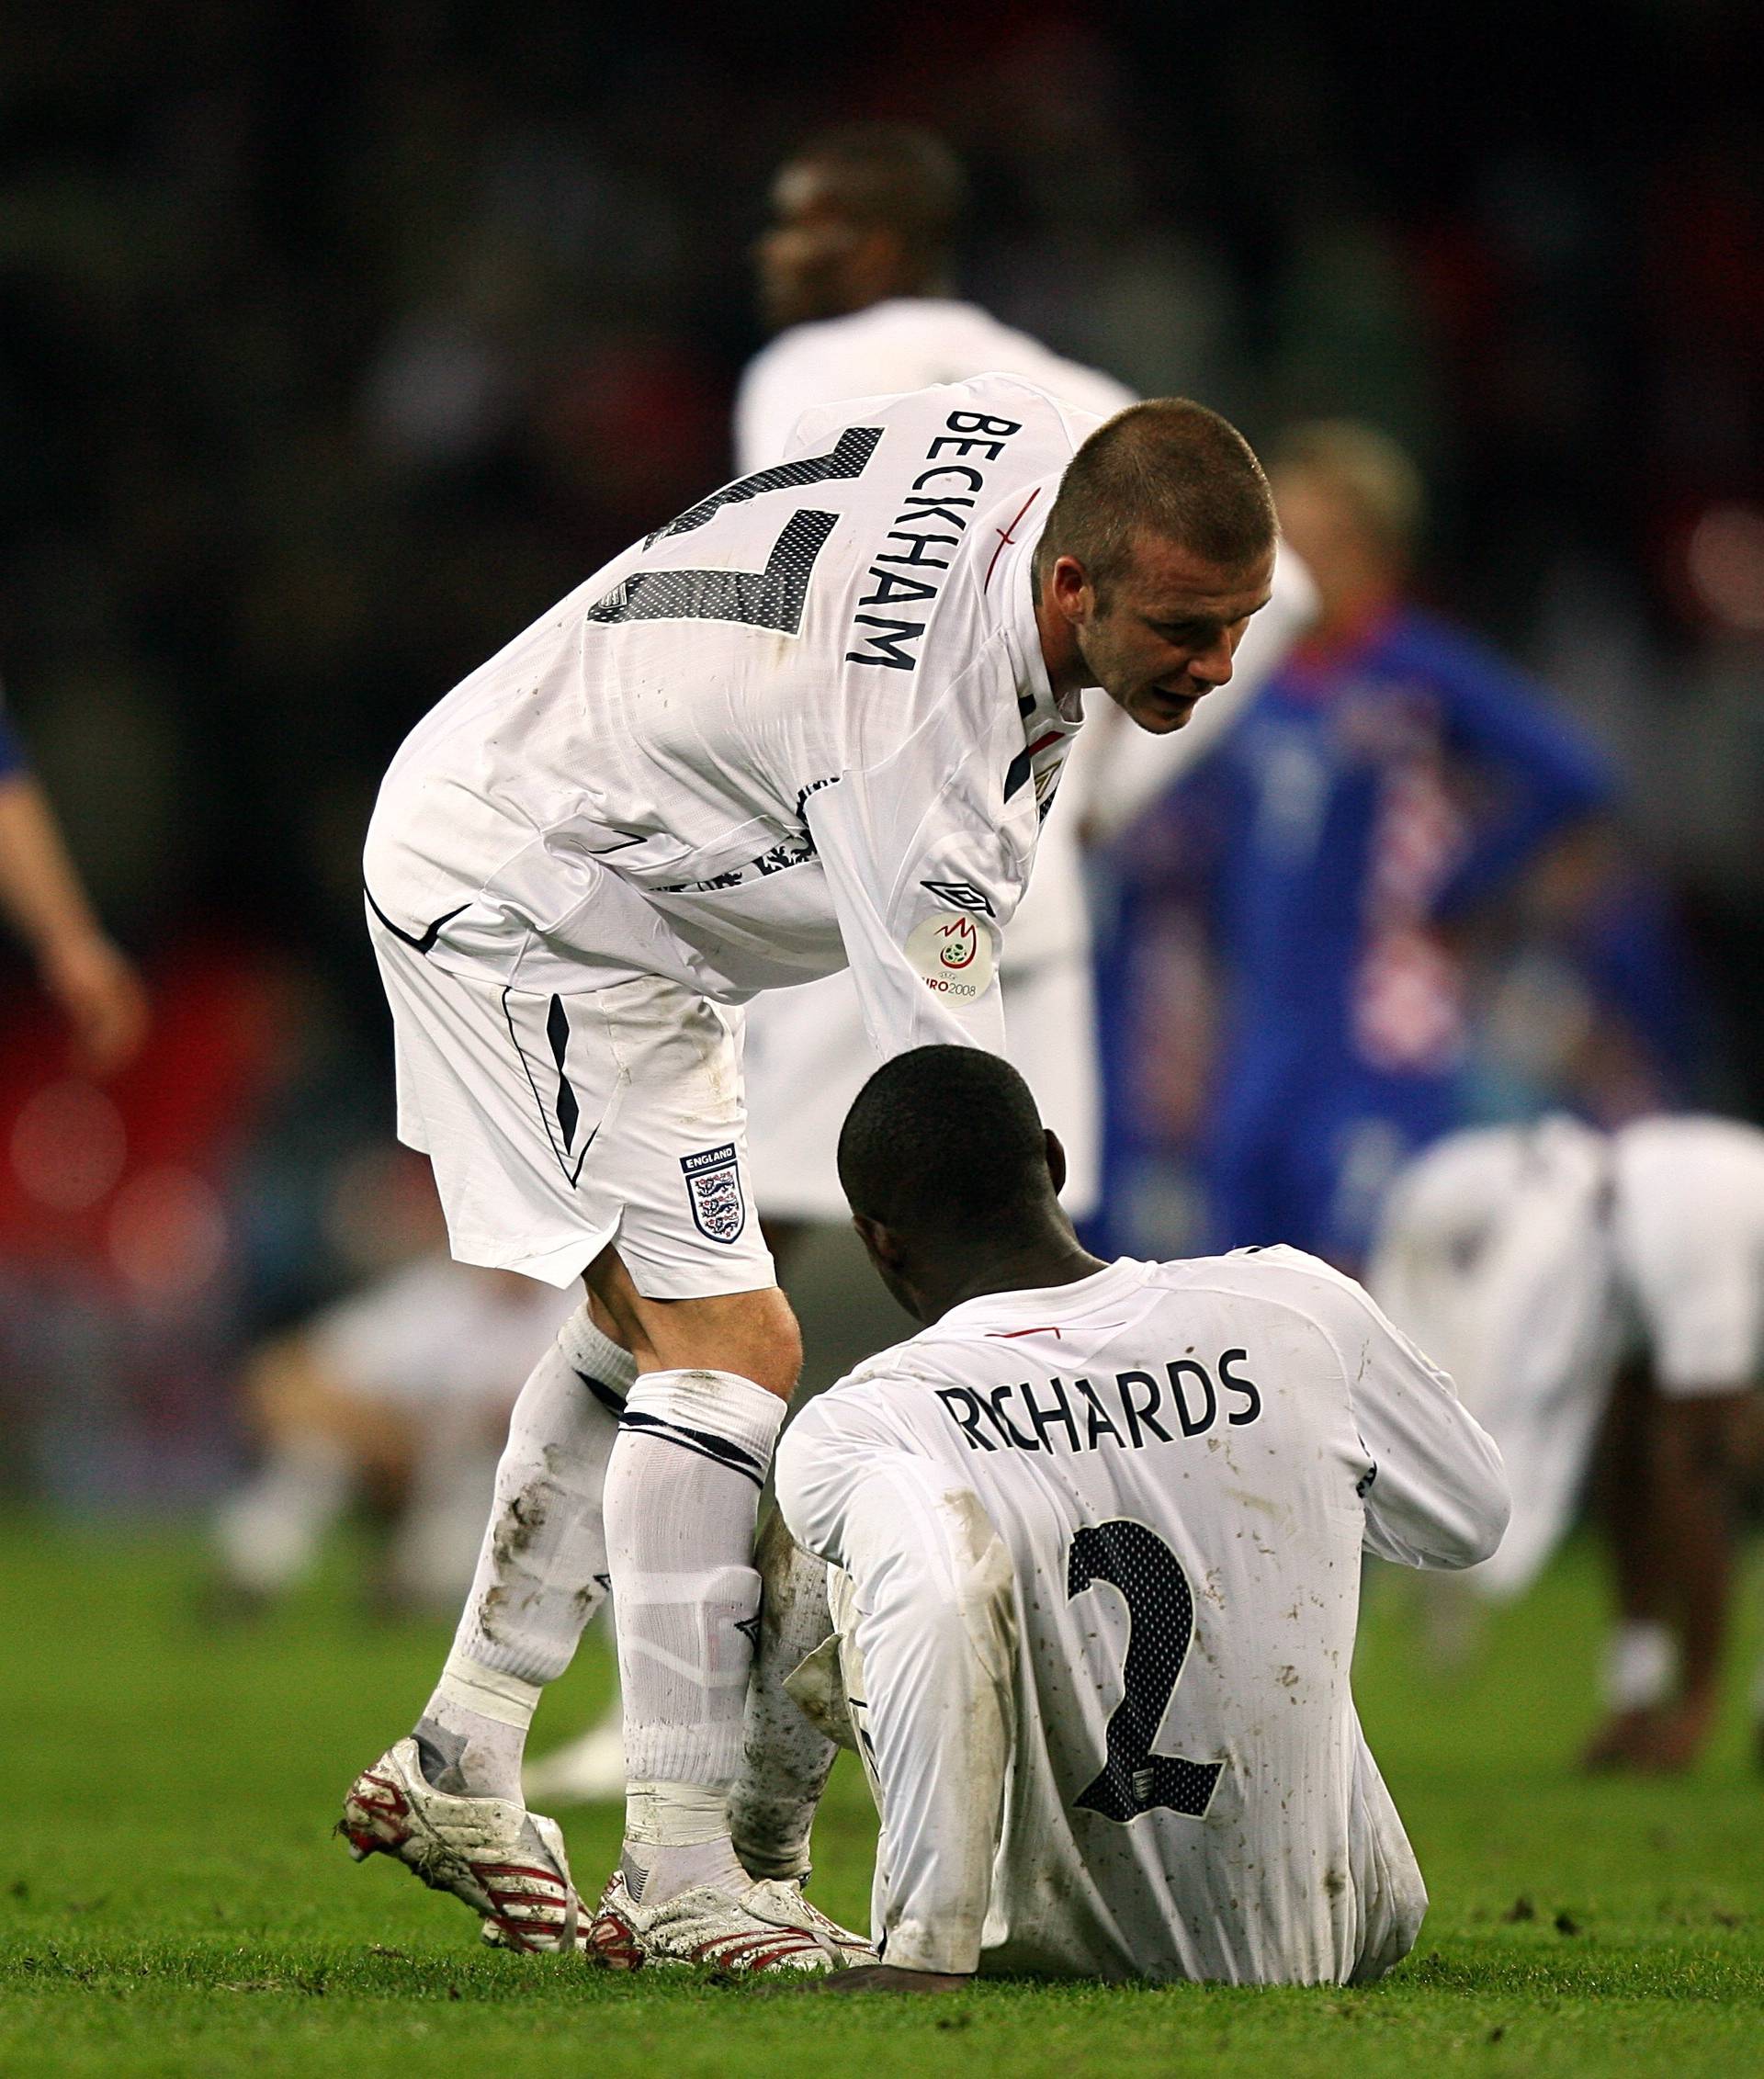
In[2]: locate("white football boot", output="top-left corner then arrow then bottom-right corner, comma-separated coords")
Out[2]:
340,1736 -> 590,1954
587,1870 -> 875,1973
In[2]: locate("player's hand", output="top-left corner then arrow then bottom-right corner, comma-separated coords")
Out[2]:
40,930 -> 150,1078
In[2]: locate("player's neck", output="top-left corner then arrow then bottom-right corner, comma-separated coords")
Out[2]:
1033,566 -> 1091,705
922,1234 -> 1110,1323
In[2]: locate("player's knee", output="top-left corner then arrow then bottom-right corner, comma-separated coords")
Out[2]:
729,1291 -> 803,1398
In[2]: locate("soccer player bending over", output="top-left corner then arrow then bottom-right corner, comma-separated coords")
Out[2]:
773,1045 -> 1510,1989
338,380 -> 1276,1969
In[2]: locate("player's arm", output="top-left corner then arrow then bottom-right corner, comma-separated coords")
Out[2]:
0,738 -> 148,1077
1431,638 -> 1617,919
804,748 -> 1009,1062
775,1397 -> 1011,1980
1322,1265 -> 1510,1570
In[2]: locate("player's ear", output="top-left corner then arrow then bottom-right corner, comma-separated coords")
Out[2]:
1049,554 -> 1092,627
851,1212 -> 905,1272
1043,1128 -> 1068,1197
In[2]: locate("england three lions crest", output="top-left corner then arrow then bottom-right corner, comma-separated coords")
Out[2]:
681,1142 -> 747,1244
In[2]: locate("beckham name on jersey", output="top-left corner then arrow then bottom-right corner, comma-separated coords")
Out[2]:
936,1350 -> 1263,1455
845,409 -> 1029,672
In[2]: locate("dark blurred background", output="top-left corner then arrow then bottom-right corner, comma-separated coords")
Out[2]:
0,0 -> 1759,1510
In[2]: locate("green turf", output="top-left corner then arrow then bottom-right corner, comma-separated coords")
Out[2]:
2,1520 -> 1761,2077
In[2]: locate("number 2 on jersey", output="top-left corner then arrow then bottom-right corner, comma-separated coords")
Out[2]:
1067,1520 -> 1224,1823
585,425 -> 882,637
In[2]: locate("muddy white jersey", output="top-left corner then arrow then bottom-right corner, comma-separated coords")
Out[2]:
779,1249 -> 1508,1984
364,376 -> 1102,1062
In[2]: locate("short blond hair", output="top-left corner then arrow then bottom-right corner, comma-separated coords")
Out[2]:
1272,420 -> 1425,562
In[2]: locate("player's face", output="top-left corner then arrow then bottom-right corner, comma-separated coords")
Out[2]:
757,164 -> 873,331
1065,536 -> 1275,733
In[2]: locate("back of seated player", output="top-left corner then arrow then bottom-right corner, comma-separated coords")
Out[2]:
775,1045 -> 1510,1989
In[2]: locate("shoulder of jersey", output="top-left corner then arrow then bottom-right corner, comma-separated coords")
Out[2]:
790,366 -> 1088,433
1614,1112 -> 1764,1180
1178,1242 -> 1374,1309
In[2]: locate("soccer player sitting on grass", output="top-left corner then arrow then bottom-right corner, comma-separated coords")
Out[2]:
767,1045 -> 1510,1989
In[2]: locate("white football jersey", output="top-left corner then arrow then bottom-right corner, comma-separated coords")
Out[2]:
734,299 -> 1136,482
735,298 -> 1315,968
365,375 -> 1103,1064
780,1248 -> 1507,1984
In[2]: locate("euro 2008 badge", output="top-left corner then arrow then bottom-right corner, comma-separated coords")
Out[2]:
680,1142 -> 747,1244
906,913 -> 998,1008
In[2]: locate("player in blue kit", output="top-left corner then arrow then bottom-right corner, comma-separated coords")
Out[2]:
1155,422 -> 1615,1265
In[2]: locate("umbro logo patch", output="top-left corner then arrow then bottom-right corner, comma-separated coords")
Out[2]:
921,878 -> 996,917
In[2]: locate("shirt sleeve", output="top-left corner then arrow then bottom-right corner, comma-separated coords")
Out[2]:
803,744 -> 1009,1062
1301,1256 -> 1510,1570
1430,633 -> 1617,916
776,1392 -> 1012,1977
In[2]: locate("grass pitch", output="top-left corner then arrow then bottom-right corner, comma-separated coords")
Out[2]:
2,1520 -> 1761,2078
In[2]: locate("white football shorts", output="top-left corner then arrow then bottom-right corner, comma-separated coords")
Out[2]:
1611,1115 -> 1764,1397
370,915 -> 775,1299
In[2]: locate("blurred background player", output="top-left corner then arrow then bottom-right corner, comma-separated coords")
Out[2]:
0,689 -> 146,1079
213,1251 -> 576,1615
1143,422 -> 1616,1270
764,1045 -> 1507,1989
1370,1113 -> 1764,1771
738,125 -> 1316,1254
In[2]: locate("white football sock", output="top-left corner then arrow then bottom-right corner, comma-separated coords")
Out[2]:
214,1436 -> 353,1595
619,1783 -> 750,1904
605,1367 -> 786,1904
416,1649 -> 541,1799
728,1508 -> 839,1882
415,1304 -> 635,1798
1603,1620 -> 1678,1712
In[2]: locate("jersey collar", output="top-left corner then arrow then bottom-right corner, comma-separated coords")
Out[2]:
990,482 -> 1082,750
934,1257 -> 1147,1336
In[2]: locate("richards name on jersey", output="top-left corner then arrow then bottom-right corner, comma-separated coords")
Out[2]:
936,1349 -> 1264,1454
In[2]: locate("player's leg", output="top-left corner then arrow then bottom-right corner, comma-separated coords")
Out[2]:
726,1504 -> 841,1885
775,1421 -> 1018,1989
744,973 -> 871,1266
341,1295 -> 633,1950
1582,1358 -> 1680,1769
212,1335 -> 407,1606
342,940 -> 741,1949
1000,950 -> 1102,1226
407,1295 -> 634,1798
1609,1389 -> 1749,1770
577,1253 -> 795,1905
